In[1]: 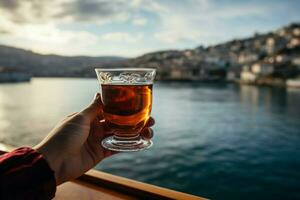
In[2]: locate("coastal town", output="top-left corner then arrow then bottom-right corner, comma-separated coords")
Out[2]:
122,23 -> 300,87
0,23 -> 300,87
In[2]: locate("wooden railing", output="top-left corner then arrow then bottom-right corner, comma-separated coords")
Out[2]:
0,143 -> 207,200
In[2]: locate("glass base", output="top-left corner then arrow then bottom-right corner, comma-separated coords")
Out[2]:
101,136 -> 153,152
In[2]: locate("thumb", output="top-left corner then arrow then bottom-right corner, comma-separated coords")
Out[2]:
81,93 -> 103,121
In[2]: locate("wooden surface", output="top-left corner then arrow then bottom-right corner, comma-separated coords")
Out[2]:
80,170 -> 206,200
54,180 -> 137,200
0,143 -> 207,200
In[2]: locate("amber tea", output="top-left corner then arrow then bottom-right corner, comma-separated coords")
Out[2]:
101,84 -> 152,138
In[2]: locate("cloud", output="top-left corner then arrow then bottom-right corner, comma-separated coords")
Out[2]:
0,27 -> 10,34
0,12 -> 144,56
101,32 -> 143,43
0,13 -> 99,55
55,0 -> 131,23
0,0 -> 19,10
132,18 -> 147,26
154,31 -> 199,44
149,0 -> 280,45
0,0 -> 137,24
0,0 -> 62,24
0,0 -> 299,56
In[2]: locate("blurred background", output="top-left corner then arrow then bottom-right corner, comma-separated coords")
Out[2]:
0,0 -> 300,199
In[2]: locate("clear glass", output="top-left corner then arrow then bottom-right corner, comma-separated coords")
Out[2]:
95,68 -> 156,152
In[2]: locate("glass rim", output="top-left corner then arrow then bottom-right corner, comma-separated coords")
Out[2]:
95,68 -> 156,72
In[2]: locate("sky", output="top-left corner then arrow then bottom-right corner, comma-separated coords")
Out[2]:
0,0 -> 299,57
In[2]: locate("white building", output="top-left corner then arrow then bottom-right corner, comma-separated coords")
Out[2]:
266,37 -> 275,54
251,63 -> 274,75
241,71 -> 257,83
293,28 -> 300,36
276,28 -> 286,36
240,65 -> 256,83
238,53 -> 258,64
287,79 -> 300,88
205,56 -> 220,63
276,55 -> 290,63
169,68 -> 192,79
292,57 -> 300,67
287,38 -> 300,48
170,68 -> 183,79
183,50 -> 193,58
240,62 -> 274,83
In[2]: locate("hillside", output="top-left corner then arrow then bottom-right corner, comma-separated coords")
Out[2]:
119,23 -> 300,81
0,45 -> 125,77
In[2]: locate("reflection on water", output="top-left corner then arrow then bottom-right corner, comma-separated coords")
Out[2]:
0,78 -> 300,200
240,84 -> 300,119
0,78 -> 98,144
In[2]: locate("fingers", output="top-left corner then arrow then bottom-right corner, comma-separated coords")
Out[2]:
146,117 -> 155,127
141,118 -> 155,140
81,93 -> 104,121
95,115 -> 154,133
140,127 -> 154,140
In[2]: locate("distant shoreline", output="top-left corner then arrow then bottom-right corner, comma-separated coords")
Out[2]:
2,76 -> 297,88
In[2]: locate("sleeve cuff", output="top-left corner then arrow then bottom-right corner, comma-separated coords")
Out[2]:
0,147 -> 56,199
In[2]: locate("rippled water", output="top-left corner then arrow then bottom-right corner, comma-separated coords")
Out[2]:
0,78 -> 300,200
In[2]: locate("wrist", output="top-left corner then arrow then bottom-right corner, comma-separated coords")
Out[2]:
34,144 -> 62,185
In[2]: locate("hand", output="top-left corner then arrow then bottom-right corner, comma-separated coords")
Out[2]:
34,93 -> 155,185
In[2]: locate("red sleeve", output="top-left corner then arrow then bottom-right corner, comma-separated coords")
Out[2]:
0,147 -> 56,200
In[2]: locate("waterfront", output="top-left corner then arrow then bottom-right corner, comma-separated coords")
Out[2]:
0,78 -> 300,200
